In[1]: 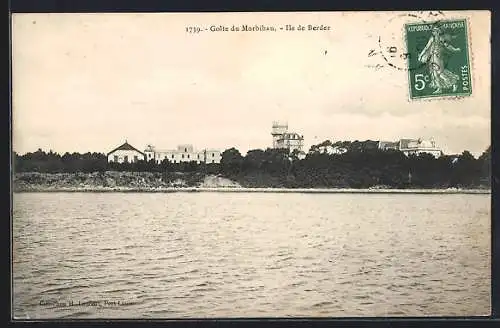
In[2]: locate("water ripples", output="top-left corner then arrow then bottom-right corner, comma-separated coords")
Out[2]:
12,192 -> 490,318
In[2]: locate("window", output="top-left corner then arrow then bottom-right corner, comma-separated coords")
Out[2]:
212,153 -> 215,157
124,156 -> 128,163
187,154 -> 190,159
212,160 -> 214,163
134,156 -> 138,162
172,154 -> 174,158
182,154 -> 184,159
185,148 -> 187,152
114,155 -> 118,162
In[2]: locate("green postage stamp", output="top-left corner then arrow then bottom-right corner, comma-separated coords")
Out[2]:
405,19 -> 472,99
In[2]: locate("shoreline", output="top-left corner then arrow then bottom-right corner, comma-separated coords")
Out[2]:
12,186 -> 491,194
13,172 -> 491,195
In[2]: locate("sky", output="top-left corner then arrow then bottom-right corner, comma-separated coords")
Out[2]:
12,11 -> 491,157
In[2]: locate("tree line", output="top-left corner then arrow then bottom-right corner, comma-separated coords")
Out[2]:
13,141 -> 491,188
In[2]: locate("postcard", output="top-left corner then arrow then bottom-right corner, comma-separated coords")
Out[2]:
11,11 -> 491,319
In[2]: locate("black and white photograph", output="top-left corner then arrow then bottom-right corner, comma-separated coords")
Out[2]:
11,11 -> 491,319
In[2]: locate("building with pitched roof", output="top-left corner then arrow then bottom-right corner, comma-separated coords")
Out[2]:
378,138 -> 443,158
107,141 -> 145,163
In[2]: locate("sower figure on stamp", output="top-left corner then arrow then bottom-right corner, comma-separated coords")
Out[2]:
418,26 -> 461,94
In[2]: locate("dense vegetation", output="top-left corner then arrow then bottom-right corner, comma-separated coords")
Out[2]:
13,140 -> 491,189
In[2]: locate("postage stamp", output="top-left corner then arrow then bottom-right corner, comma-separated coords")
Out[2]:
405,19 -> 472,99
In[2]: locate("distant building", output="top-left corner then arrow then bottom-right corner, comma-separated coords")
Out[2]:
377,141 -> 399,151
271,121 -> 305,155
316,145 -> 348,155
143,144 -> 222,164
296,152 -> 307,160
107,141 -> 145,163
378,138 -> 443,158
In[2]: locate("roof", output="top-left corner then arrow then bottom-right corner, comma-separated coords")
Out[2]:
278,132 -> 304,140
399,139 -> 415,149
148,148 -> 221,154
379,141 -> 399,149
107,141 -> 145,156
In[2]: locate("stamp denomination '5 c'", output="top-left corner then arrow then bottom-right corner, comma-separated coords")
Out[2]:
405,19 -> 472,99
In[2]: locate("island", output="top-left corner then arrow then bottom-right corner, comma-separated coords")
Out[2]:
12,141 -> 491,194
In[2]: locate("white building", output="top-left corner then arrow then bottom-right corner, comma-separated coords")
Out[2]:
144,144 -> 222,164
296,152 -> 307,160
107,141 -> 145,163
378,138 -> 443,158
377,141 -> 399,151
316,145 -> 348,155
271,121 -> 305,154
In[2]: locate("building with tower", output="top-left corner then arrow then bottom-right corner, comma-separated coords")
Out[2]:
271,121 -> 305,154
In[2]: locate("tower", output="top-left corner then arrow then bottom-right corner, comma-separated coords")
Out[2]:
430,137 -> 436,148
144,144 -> 156,162
271,121 -> 288,148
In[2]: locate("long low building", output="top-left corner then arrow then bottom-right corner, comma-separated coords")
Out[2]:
144,144 -> 222,164
107,141 -> 222,164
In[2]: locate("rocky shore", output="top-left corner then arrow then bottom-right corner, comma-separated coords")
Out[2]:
12,172 -> 490,194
